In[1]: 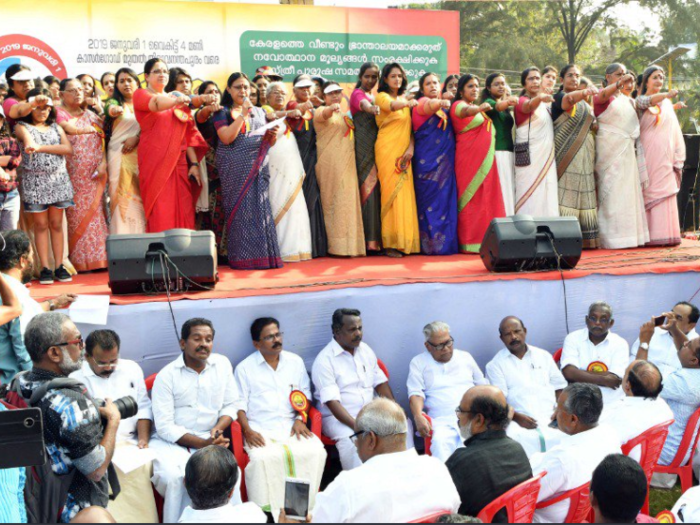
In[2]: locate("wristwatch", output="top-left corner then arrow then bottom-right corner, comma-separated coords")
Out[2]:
640,342 -> 650,351
48,300 -> 56,311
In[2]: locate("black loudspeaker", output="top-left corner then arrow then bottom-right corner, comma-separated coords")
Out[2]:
480,216 -> 583,273
679,135 -> 700,232
106,229 -> 217,295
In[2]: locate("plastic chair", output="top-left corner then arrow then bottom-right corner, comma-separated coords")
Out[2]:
655,406 -> 700,494
536,483 -> 592,524
553,348 -> 563,365
145,373 -> 157,392
409,511 -> 453,523
423,413 -> 433,456
621,420 -> 674,515
318,358 -> 391,447
476,471 -> 546,523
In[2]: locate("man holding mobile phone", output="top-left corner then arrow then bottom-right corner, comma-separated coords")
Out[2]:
631,301 -> 699,378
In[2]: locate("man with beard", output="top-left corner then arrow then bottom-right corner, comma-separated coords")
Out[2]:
312,308 -> 413,470
70,330 -> 158,523
150,318 -> 241,524
234,318 -> 326,515
0,230 -> 76,382
446,385 -> 532,522
561,301 -> 629,405
486,316 -> 568,457
15,312 -> 121,522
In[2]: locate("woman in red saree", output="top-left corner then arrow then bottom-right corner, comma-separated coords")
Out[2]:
450,74 -> 506,253
133,58 -> 212,233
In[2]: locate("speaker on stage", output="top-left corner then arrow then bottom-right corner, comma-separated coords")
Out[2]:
679,134 -> 700,232
106,229 -> 217,295
479,216 -> 583,273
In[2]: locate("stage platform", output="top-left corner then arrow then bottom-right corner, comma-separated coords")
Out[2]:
34,241 -> 700,405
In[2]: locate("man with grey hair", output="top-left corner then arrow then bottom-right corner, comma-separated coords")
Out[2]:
13,313 -> 122,522
309,398 -> 460,523
179,446 -> 266,523
531,383 -> 621,523
561,301 -> 629,406
407,321 -> 487,461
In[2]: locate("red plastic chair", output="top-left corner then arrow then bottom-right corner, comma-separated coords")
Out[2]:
145,373 -> 157,392
423,413 -> 433,456
553,348 -> 563,366
476,471 -> 547,523
536,483 -> 592,524
318,358 -> 391,447
409,511 -> 453,523
655,406 -> 700,494
621,420 -> 674,515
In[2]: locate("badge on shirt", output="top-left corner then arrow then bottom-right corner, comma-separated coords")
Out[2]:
92,124 -> 105,138
657,511 -> 676,523
290,390 -> 309,423
587,361 -> 609,373
174,108 -> 191,123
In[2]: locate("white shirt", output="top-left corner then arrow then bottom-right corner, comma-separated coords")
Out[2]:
71,359 -> 152,442
235,350 -> 312,438
311,339 -> 388,440
560,329 -> 629,405
486,346 -> 568,423
152,353 -> 239,443
600,396 -> 674,449
631,327 -> 698,378
179,502 -> 267,523
407,349 -> 488,420
2,273 -> 44,336
531,425 -> 622,523
312,448 -> 460,523
672,486 -> 700,523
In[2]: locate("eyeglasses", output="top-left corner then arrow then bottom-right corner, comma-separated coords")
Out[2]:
349,430 -> 367,444
427,337 -> 454,352
62,88 -> 83,95
90,356 -> 119,369
586,315 -> 611,326
150,69 -> 169,75
349,429 -> 406,445
455,406 -> 474,416
261,332 -> 284,343
53,337 -> 85,350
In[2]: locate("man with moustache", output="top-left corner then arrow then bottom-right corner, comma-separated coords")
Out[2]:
71,330 -> 158,523
446,385 -> 532,522
234,317 -> 326,515
312,308 -> 413,470
561,301 -> 629,406
149,318 -> 241,524
486,316 -> 568,457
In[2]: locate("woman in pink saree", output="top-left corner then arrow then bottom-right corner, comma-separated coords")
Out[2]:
637,66 -> 686,247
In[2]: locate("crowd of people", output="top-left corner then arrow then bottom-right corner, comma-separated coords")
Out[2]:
0,226 -> 698,523
0,56 -> 690,279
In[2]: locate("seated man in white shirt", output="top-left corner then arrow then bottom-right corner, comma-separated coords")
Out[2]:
311,308 -> 413,471
486,316 -> 568,457
309,398 -> 460,523
631,302 -> 700,378
408,321 -> 488,461
150,318 -> 241,524
235,317 -> 326,514
179,446 -> 266,523
70,329 -> 158,523
531,384 -> 622,524
600,360 -> 674,461
561,301 -> 629,406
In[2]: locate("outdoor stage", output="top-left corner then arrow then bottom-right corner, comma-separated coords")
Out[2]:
32,240 -> 700,403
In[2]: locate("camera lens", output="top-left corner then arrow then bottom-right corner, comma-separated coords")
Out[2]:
113,396 -> 138,420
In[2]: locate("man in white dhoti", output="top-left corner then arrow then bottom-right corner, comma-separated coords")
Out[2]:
486,316 -> 568,457
70,329 -> 158,523
311,308 -> 413,471
150,318 -> 241,524
408,321 -> 488,461
235,317 -> 326,514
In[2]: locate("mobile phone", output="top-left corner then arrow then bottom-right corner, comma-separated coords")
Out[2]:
284,478 -> 311,521
654,315 -> 666,327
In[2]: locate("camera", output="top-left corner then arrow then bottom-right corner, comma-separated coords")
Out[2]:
94,396 -> 138,424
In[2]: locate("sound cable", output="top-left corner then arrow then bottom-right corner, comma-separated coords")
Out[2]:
545,231 -> 570,335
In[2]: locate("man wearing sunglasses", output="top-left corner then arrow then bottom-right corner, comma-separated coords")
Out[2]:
70,329 -> 157,522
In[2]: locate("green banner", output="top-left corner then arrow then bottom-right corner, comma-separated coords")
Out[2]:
241,30 -> 448,82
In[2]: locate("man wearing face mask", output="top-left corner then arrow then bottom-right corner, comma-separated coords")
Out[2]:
234,317 -> 326,515
15,312 -> 121,522
70,330 -> 157,523
446,385 -> 532,523
149,318 -> 241,524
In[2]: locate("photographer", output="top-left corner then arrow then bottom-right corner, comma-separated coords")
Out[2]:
14,312 -> 120,523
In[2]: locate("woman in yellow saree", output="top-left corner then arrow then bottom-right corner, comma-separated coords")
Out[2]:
375,63 -> 420,258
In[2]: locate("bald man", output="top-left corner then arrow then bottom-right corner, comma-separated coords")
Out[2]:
446,386 -> 533,522
600,360 -> 673,461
